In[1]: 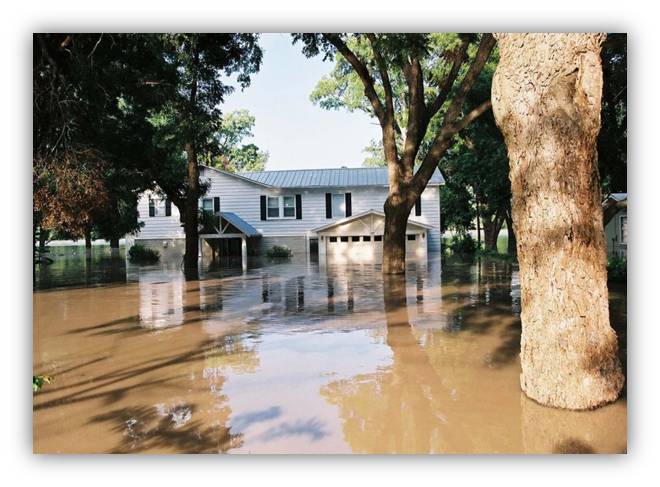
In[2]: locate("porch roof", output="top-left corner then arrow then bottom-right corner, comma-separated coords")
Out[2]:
200,212 -> 261,238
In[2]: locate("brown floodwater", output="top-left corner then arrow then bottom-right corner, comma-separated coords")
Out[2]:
33,250 -> 627,454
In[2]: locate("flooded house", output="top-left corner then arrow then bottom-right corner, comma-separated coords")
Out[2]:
603,192 -> 627,258
130,166 -> 445,263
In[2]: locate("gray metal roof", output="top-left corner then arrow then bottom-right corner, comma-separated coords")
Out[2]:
220,212 -> 260,237
238,166 -> 445,188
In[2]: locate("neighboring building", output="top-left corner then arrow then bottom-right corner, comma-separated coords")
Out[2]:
131,165 -> 445,262
603,192 -> 627,258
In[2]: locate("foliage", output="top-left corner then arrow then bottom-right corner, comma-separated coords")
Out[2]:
607,255 -> 627,281
475,248 -> 517,263
205,109 -> 268,172
447,233 -> 477,255
128,244 -> 160,263
599,34 -> 627,195
265,245 -> 293,259
33,375 -> 52,392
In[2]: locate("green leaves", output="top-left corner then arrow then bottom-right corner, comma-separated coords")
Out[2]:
33,375 -> 52,392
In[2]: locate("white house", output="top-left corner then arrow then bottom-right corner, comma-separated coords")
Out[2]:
131,165 -> 445,262
603,192 -> 627,258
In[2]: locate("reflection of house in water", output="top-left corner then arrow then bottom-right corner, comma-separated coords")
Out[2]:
138,273 -> 185,329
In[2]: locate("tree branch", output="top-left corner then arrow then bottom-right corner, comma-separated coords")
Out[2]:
426,35 -> 471,120
323,33 -> 387,127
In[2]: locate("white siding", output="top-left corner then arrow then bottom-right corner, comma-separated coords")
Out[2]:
135,193 -> 185,240
134,167 -> 442,252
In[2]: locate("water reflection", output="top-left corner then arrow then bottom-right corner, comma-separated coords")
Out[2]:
33,253 -> 626,453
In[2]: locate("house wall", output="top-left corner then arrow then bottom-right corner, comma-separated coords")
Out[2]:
604,207 -> 627,258
133,167 -> 442,254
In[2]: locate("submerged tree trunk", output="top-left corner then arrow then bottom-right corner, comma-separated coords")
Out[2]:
483,208 -> 505,252
382,194 -> 415,275
492,33 -> 624,409
84,227 -> 92,251
183,141 -> 200,281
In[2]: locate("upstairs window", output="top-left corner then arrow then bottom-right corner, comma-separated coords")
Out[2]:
202,198 -> 213,214
332,193 -> 345,218
267,197 -> 280,218
283,196 -> 295,218
148,198 -> 156,217
620,216 -> 628,244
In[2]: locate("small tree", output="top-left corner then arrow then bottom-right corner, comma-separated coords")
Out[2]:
147,34 -> 262,280
296,33 -> 495,273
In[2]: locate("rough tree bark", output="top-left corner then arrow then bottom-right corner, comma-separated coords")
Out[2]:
492,33 -> 624,409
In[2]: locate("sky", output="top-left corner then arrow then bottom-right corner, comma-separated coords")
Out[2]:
222,33 -> 381,171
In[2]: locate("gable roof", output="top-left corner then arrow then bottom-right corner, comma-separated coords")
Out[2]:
311,209 -> 435,233
200,165 -> 274,188
238,166 -> 445,188
603,192 -> 627,226
220,212 -> 260,237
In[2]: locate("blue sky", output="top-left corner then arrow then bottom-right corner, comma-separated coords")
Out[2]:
222,33 -> 381,171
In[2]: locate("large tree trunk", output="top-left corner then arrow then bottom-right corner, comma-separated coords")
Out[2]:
382,183 -> 416,275
492,33 -> 624,409
183,141 -> 200,281
84,227 -> 92,252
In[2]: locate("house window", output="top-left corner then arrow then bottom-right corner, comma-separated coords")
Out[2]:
374,235 -> 382,242
332,193 -> 345,218
351,236 -> 360,242
267,196 -> 297,219
620,215 -> 627,244
329,236 -> 337,243
148,198 -> 156,217
283,196 -> 295,218
363,236 -> 371,242
407,234 -> 416,241
340,236 -> 349,242
267,197 -> 280,218
202,198 -> 213,214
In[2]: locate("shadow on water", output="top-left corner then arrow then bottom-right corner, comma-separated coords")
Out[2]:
33,249 -> 627,453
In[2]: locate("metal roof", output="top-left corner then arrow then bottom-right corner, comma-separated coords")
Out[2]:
220,212 -> 260,237
238,166 -> 445,188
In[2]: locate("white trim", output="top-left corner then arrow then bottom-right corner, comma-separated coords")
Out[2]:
200,164 -> 274,188
266,194 -> 297,220
311,209 -> 435,233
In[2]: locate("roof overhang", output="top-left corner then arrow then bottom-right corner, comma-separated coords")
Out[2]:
200,165 -> 274,189
311,209 -> 435,233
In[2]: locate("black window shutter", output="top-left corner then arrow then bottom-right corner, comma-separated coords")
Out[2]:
260,195 -> 267,220
345,193 -> 352,217
214,197 -> 220,214
325,193 -> 332,219
295,194 -> 302,219
165,198 -> 172,216
148,199 -> 155,217
415,196 -> 422,216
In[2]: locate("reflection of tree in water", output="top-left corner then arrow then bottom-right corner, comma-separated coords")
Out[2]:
321,276 -> 469,453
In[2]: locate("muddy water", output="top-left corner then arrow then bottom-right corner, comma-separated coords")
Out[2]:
33,254 -> 627,454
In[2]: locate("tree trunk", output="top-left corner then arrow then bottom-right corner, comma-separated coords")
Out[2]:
110,237 -> 120,249
492,33 -> 624,409
382,196 -> 413,275
505,210 -> 517,256
84,227 -> 92,251
483,208 -> 505,252
183,142 -> 200,281
475,202 -> 482,250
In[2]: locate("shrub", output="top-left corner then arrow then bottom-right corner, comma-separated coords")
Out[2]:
128,244 -> 160,263
33,375 -> 52,392
449,233 -> 477,255
266,245 -> 293,259
607,255 -> 627,281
